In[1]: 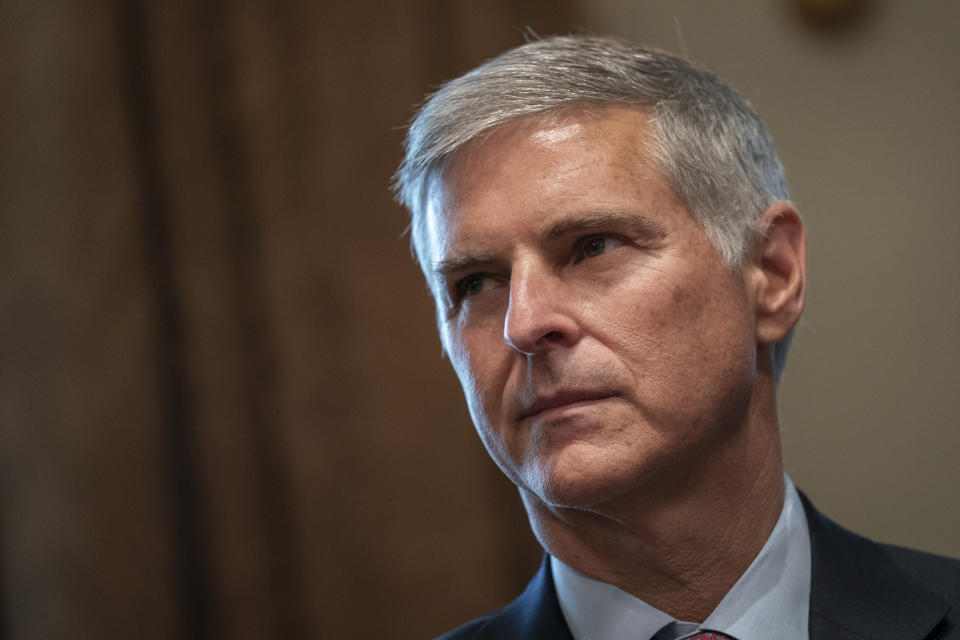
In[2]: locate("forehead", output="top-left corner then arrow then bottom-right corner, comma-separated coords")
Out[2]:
440,107 -> 655,193
422,107 -> 678,261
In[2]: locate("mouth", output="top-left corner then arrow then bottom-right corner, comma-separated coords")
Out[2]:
521,390 -> 618,421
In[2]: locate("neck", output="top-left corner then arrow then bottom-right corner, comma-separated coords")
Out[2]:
521,373 -> 785,623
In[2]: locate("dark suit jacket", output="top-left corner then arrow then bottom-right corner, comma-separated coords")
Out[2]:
437,493 -> 960,639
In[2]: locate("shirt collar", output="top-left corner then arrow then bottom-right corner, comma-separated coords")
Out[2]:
552,475 -> 811,640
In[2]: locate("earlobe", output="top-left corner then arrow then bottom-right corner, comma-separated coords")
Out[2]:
751,202 -> 807,344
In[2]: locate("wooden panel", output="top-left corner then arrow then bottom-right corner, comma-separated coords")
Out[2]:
0,1 -> 582,638
0,1 -> 179,638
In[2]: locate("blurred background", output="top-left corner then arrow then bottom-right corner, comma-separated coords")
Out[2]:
1,0 -> 957,638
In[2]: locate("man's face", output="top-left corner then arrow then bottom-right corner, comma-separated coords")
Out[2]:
424,108 -> 760,510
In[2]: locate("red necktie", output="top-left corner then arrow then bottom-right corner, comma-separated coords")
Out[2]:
651,622 -> 736,640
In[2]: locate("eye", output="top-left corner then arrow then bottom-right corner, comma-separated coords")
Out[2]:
574,234 -> 622,262
456,273 -> 487,299
583,236 -> 607,258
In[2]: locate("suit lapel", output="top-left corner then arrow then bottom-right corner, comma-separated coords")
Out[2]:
801,492 -> 949,640
496,555 -> 574,639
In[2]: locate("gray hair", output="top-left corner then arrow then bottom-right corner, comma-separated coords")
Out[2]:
394,34 -> 794,380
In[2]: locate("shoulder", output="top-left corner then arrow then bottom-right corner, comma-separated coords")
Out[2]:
799,489 -> 960,639
433,555 -> 573,640
880,543 -> 960,605
434,608 -> 513,640
802,490 -> 960,605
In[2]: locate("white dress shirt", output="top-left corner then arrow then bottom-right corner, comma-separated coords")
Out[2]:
552,475 -> 811,640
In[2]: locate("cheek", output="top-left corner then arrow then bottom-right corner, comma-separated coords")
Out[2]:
444,326 -> 527,481
603,269 -> 755,399
444,324 -> 508,422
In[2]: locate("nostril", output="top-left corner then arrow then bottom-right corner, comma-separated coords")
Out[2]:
541,330 -> 565,343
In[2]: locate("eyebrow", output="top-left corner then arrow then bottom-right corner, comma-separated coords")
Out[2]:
433,249 -> 500,284
542,210 -> 666,241
432,210 -> 666,283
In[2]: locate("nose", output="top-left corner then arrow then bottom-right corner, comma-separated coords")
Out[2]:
504,262 -> 582,355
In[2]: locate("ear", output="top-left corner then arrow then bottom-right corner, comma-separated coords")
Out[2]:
749,202 -> 807,345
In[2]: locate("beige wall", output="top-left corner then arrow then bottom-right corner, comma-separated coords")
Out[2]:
585,0 -> 960,556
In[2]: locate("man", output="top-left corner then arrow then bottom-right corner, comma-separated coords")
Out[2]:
394,35 -> 960,639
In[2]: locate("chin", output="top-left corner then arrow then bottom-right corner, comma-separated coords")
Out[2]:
521,440 -> 644,510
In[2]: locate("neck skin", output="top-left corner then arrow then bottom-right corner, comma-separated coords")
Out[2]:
521,350 -> 785,623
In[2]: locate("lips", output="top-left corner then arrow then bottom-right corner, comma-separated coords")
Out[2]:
520,390 -> 618,421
